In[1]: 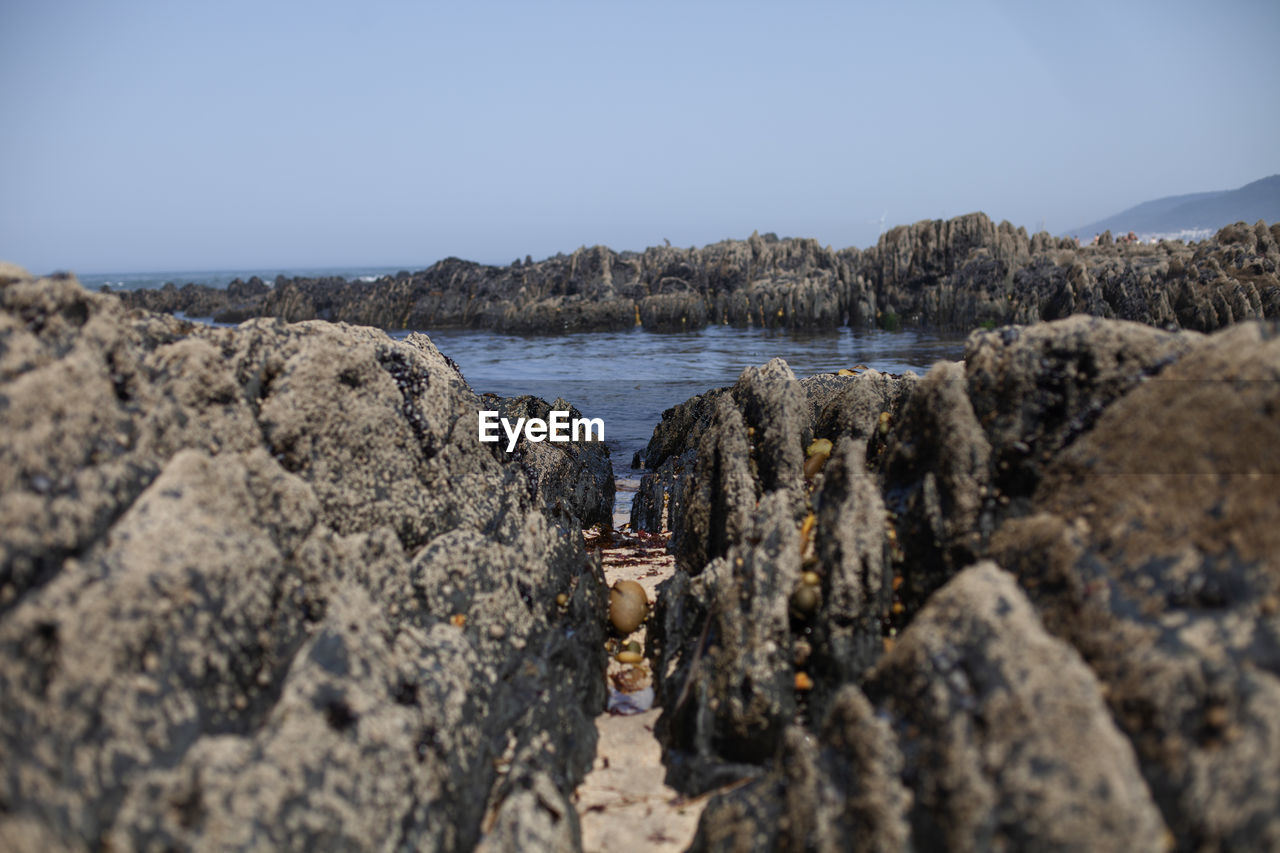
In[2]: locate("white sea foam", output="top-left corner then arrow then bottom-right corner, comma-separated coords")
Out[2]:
1138,227 -> 1215,244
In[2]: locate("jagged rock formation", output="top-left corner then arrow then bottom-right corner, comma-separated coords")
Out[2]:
0,268 -> 612,850
633,315 -> 1280,849
115,216 -> 1280,334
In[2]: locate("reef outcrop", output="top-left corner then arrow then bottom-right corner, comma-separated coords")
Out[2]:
0,268 -> 612,850
633,314 -> 1280,850
114,216 -> 1280,334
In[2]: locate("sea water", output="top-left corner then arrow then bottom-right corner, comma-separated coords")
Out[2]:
397,325 -> 966,517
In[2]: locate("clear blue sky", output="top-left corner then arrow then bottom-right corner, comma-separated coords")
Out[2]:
2,0 -> 1277,274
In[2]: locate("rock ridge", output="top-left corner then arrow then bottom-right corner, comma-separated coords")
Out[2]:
633,313 -> 1280,850
0,267 -> 614,850
115,215 -> 1280,334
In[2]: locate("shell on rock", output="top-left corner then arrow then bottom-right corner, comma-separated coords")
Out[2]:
804,438 -> 833,479
790,583 -> 820,618
609,580 -> 649,635
806,438 -> 833,457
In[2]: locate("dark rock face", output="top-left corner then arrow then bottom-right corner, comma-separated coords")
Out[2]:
641,363 -> 920,793
881,360 -> 992,613
636,314 -> 1280,849
964,316 -> 1198,502
806,438 -> 892,721
689,687 -> 911,853
628,388 -> 727,534
479,394 -> 614,528
0,269 -> 609,850
653,492 -> 801,793
667,396 -> 758,575
113,216 -> 1280,335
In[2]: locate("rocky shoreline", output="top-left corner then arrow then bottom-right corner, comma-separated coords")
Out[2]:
115,215 -> 1279,335
5,263 -> 1279,850
0,266 -> 614,849
630,315 -> 1280,850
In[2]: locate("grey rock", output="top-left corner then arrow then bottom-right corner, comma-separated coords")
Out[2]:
806,368 -> 918,464
806,437 -> 892,723
641,317 -> 1280,851
689,687 -> 910,853
880,360 -> 992,613
865,562 -> 1167,851
630,388 -> 728,534
112,216 -> 1280,335
668,396 -> 757,575
0,272 -> 609,850
480,394 -> 614,528
963,314 -> 1198,501
652,492 -> 801,794
729,358 -> 808,497
991,320 -> 1280,849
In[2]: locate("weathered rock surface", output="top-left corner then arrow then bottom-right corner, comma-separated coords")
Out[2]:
693,564 -> 1167,852
628,388 -> 727,534
991,319 -> 1280,849
881,360 -> 992,613
479,394 -> 614,528
652,492 -> 801,793
0,267 -> 610,850
635,313 -> 1280,850
666,395 -> 758,576
964,315 -> 1199,502
688,687 -> 911,852
114,216 -> 1280,335
865,562 -> 1166,851
642,364 -> 918,793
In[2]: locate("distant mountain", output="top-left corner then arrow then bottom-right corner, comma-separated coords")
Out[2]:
1067,174 -> 1280,241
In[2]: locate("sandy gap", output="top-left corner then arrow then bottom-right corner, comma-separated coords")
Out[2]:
575,510 -> 705,852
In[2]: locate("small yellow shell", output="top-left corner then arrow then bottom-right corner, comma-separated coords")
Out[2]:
801,571 -> 821,587
806,438 -> 834,457
615,650 -> 644,664
795,672 -> 814,691
609,580 -> 649,635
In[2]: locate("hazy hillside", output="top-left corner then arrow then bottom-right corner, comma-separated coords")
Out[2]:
1068,174 -> 1280,240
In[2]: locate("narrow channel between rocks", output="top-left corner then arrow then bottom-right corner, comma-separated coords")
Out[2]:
574,514 -> 705,852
